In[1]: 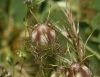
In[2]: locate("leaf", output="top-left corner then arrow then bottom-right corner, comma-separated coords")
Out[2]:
7,56 -> 14,66
10,0 -> 27,24
85,41 -> 100,76
14,62 -> 19,66
0,0 -> 7,6
87,41 -> 100,60
91,13 -> 100,29
90,0 -> 100,11
79,22 -> 91,41
90,12 -> 100,43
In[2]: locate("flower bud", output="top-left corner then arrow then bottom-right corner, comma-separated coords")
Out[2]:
28,23 -> 56,46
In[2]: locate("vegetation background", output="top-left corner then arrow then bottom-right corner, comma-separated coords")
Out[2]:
0,0 -> 100,77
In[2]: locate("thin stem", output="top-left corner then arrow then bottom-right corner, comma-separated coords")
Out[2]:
12,54 -> 15,77
46,5 -> 51,23
19,59 -> 24,77
56,55 -> 72,65
80,54 -> 95,64
12,64 -> 14,77
84,25 -> 98,52
29,9 -> 39,23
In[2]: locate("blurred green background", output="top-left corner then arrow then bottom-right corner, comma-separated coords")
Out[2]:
0,0 -> 100,76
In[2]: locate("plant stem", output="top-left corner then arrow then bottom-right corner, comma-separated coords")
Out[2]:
12,54 -> 15,77
19,59 -> 24,77
29,9 -> 39,23
12,64 -> 14,77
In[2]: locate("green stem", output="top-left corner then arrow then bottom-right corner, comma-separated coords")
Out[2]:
12,64 -> 14,77
12,54 -> 15,77
19,59 -> 24,77
29,9 -> 39,23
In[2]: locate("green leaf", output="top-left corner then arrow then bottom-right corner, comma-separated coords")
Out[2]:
90,0 -> 100,11
7,56 -> 14,66
0,0 -> 7,6
87,41 -> 100,60
90,13 -> 100,43
79,22 -> 91,41
91,13 -> 100,29
10,0 -> 27,24
86,41 -> 100,75
14,62 -> 19,66
7,60 -> 13,66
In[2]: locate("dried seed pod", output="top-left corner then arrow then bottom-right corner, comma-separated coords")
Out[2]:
50,62 -> 92,77
67,62 -> 92,77
28,23 -> 56,46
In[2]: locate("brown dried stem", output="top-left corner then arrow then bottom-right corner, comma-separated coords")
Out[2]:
56,2 -> 85,61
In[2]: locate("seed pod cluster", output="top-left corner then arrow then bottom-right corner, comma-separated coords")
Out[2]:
28,23 -> 56,46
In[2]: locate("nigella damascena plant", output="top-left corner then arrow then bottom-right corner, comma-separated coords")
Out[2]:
67,62 -> 92,77
50,62 -> 92,77
28,23 -> 56,47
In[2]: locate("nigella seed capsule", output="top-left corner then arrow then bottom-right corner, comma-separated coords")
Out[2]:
67,62 -> 92,77
28,23 -> 56,46
50,62 -> 92,77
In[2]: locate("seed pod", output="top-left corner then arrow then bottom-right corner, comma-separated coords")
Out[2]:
28,23 -> 56,46
50,62 -> 92,77
67,62 -> 92,77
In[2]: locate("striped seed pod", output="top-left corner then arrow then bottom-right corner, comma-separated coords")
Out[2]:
67,62 -> 92,77
28,23 -> 56,46
50,62 -> 92,77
